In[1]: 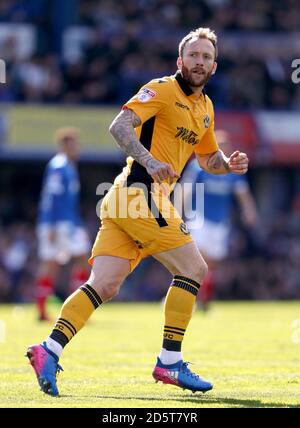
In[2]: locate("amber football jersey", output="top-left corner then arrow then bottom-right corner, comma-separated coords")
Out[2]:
115,71 -> 218,190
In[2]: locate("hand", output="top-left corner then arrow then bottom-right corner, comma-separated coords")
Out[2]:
145,159 -> 180,184
228,151 -> 248,174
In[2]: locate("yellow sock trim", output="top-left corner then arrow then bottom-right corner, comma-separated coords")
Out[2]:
164,276 -> 200,343
53,285 -> 101,342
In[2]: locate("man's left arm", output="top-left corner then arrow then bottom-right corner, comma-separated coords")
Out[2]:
193,98 -> 248,175
196,149 -> 249,175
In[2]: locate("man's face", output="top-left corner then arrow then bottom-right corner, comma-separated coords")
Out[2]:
177,37 -> 217,88
62,137 -> 80,161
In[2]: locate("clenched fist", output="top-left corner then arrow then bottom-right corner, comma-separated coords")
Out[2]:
228,151 -> 248,174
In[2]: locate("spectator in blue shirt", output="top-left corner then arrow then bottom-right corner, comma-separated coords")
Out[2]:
36,127 -> 90,320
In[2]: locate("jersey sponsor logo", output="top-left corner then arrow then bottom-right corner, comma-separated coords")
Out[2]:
175,127 -> 199,145
204,114 -> 210,128
180,222 -> 190,235
137,87 -> 157,102
175,102 -> 190,110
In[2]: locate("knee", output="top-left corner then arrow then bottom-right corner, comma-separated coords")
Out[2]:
179,259 -> 208,285
90,277 -> 122,302
101,283 -> 121,301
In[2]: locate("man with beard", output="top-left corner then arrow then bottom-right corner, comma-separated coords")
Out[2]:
27,28 -> 249,397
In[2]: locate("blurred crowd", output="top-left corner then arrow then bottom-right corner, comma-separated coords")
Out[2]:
0,0 -> 300,302
1,204 -> 300,303
0,222 -> 36,303
0,0 -> 299,108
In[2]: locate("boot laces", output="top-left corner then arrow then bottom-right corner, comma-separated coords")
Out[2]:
56,363 -> 64,376
181,362 -> 199,380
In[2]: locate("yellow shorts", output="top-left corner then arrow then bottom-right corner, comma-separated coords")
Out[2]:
89,185 -> 193,271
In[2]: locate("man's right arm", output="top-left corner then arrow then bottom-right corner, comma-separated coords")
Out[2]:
109,108 -> 179,184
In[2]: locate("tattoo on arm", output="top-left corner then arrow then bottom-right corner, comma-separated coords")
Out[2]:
206,152 -> 221,170
206,150 -> 230,173
223,159 -> 231,172
109,109 -> 153,167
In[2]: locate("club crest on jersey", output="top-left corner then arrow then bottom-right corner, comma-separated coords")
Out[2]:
137,87 -> 156,103
204,114 -> 210,128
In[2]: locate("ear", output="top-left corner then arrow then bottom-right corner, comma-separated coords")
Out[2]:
211,61 -> 217,75
177,56 -> 182,71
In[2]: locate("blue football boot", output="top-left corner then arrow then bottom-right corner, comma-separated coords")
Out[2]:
26,342 -> 63,396
152,357 -> 213,393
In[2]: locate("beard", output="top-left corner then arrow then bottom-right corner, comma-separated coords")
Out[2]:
181,63 -> 213,88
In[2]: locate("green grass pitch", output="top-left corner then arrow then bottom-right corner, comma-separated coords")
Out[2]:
0,301 -> 299,408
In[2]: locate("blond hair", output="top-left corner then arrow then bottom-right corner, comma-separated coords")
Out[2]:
54,127 -> 81,145
179,27 -> 218,59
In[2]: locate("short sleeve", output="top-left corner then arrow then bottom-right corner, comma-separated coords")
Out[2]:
122,79 -> 170,124
194,118 -> 218,155
194,97 -> 218,155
